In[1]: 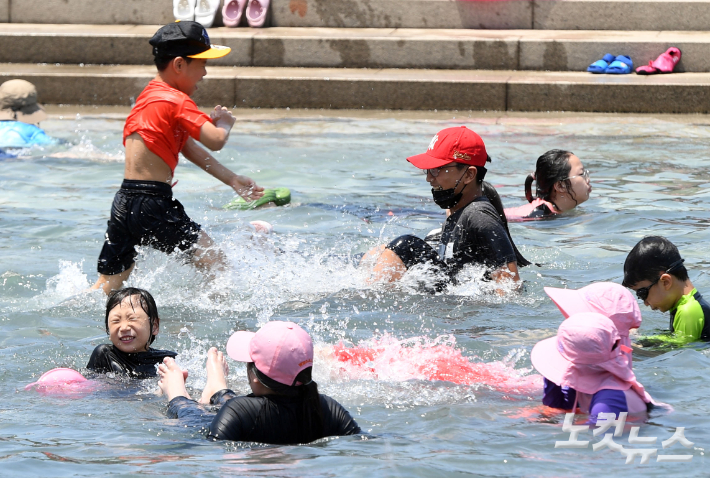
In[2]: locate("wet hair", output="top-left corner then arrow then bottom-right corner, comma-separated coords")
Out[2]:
481,181 -> 532,268
154,55 -> 193,72
452,154 -> 491,185
104,288 -> 160,345
622,236 -> 689,287
524,150 -> 576,206
248,362 -> 324,442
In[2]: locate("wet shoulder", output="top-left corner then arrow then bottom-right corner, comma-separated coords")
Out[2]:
457,197 -> 503,227
320,394 -> 361,436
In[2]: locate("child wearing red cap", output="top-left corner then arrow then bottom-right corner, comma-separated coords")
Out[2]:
362,126 -> 529,292
92,21 -> 264,294
158,321 -> 360,444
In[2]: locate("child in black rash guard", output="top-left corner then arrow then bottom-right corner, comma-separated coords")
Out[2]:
158,321 -> 360,444
86,287 -> 176,378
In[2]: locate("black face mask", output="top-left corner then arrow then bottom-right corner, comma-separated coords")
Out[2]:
431,170 -> 468,209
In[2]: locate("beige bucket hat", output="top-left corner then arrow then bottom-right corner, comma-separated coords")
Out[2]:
0,79 -> 47,124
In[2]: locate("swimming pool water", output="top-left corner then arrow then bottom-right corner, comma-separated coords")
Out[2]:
1,109 -> 709,476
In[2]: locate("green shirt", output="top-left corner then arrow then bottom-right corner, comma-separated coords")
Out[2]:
637,288 -> 710,346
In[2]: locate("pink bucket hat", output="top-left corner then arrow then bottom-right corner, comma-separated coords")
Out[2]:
531,312 -> 652,402
226,321 -> 313,387
544,282 -> 642,339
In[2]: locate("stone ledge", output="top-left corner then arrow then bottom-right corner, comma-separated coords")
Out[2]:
6,0 -> 173,25
534,0 -> 710,31
2,63 -> 710,113
1,25 -> 709,72
272,0 -> 533,29
3,0 -> 710,31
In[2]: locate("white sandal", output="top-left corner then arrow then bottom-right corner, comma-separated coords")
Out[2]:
195,0 -> 221,27
173,0 -> 196,21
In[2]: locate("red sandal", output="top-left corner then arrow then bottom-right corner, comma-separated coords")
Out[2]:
636,47 -> 681,75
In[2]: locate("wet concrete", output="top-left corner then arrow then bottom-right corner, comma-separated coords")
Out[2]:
7,63 -> 710,113
1,26 -> 709,72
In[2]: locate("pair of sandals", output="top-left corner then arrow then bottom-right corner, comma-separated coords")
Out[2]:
223,0 -> 270,27
587,54 -> 634,74
174,0 -> 220,27
587,48 -> 682,76
174,0 -> 269,28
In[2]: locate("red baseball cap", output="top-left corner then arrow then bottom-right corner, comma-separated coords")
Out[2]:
407,126 -> 488,169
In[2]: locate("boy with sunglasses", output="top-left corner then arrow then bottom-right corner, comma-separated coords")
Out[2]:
623,236 -> 710,344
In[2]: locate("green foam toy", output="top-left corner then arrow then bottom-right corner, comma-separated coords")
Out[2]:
223,187 -> 291,211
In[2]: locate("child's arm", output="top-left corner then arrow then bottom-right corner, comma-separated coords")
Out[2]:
199,105 -> 235,151
182,138 -> 264,200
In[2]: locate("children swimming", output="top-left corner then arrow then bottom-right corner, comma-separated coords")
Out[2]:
544,282 -> 642,365
504,149 -> 592,222
531,313 -> 655,422
159,321 -> 360,444
623,236 -> 710,344
86,287 -> 177,378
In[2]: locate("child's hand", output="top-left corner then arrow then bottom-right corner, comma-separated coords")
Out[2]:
231,175 -> 264,201
211,105 -> 236,129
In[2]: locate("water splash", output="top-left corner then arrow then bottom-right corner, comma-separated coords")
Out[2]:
321,334 -> 541,395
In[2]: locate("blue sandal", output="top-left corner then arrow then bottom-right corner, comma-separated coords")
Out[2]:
606,55 -> 633,74
587,53 -> 616,74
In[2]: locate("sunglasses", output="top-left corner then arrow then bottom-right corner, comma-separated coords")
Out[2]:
423,164 -> 460,178
634,259 -> 685,301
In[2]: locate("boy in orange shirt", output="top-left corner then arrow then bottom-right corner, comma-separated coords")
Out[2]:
92,21 -> 263,293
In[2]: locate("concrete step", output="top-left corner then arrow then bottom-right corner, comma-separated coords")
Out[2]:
3,62 -> 710,113
275,0 -> 710,31
2,0 -> 710,30
0,24 -> 707,72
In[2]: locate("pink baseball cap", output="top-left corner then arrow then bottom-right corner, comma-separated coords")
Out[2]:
544,282 -> 642,337
531,312 -> 651,402
407,126 -> 488,169
226,321 -> 313,387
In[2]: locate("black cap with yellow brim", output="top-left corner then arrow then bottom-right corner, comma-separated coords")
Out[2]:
188,44 -> 231,59
150,20 -> 231,59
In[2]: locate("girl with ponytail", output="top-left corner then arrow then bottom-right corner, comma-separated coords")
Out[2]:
159,321 -> 360,444
505,150 -> 592,222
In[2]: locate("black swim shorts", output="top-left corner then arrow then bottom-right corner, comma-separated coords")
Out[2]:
97,179 -> 201,275
385,234 -> 442,270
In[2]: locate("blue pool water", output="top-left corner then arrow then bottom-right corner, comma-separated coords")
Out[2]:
1,109 -> 709,476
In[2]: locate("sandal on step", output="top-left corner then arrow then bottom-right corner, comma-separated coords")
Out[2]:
606,55 -> 633,74
194,0 -> 221,27
246,0 -> 270,27
174,0 -> 196,21
636,47 -> 682,75
587,53 -> 616,74
222,0 -> 247,27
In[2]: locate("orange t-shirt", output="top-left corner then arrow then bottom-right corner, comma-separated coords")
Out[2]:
123,80 -> 211,174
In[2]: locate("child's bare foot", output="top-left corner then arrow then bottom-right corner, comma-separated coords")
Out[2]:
199,347 -> 229,404
158,357 -> 191,401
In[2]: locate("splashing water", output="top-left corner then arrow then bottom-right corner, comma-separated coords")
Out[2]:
323,334 -> 542,395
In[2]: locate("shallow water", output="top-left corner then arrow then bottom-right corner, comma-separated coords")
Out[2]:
1,110 -> 709,476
